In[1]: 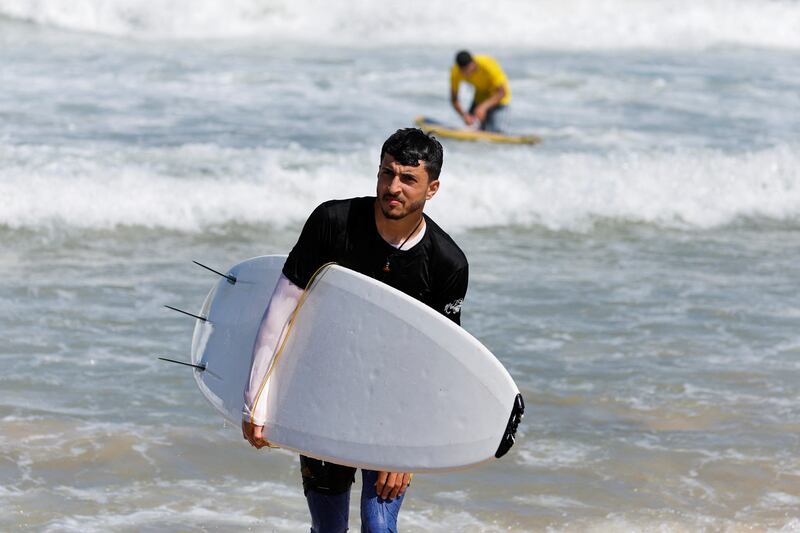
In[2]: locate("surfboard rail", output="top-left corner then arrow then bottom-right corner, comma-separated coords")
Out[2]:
414,115 -> 542,145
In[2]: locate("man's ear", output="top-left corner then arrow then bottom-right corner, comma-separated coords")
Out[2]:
426,179 -> 440,200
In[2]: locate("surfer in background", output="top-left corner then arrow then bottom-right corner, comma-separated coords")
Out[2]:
450,50 -> 512,133
242,128 -> 468,532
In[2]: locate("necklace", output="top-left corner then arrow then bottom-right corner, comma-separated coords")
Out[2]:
382,216 -> 424,273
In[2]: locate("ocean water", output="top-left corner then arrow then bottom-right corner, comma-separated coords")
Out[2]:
1,1 -> 799,531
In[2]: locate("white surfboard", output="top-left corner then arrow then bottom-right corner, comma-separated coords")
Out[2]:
188,255 -> 524,472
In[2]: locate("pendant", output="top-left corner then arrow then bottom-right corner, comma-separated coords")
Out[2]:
383,260 -> 391,273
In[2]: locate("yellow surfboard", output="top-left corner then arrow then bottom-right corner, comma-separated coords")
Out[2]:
415,116 -> 542,145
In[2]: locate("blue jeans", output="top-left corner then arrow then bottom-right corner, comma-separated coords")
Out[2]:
470,101 -> 509,132
305,468 -> 406,532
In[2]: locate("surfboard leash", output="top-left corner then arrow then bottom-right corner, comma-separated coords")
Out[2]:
248,262 -> 338,436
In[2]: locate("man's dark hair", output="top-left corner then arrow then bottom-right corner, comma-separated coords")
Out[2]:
380,128 -> 444,181
455,50 -> 473,68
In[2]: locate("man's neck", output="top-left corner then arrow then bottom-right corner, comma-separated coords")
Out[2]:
373,201 -> 425,246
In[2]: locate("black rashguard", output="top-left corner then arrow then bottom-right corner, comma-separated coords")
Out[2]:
282,196 -> 468,324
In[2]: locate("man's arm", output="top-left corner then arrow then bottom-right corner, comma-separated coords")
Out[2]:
473,56 -> 509,124
241,274 -> 303,448
473,85 -> 506,123
243,202 -> 333,447
450,67 -> 476,126
433,264 -> 469,325
451,87 -> 475,126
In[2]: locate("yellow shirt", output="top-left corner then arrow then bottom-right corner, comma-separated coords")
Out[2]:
450,55 -> 512,106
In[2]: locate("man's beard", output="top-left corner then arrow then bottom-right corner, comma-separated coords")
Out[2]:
380,196 -> 425,220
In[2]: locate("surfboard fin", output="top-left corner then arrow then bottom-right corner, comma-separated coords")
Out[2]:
158,356 -> 206,371
164,305 -> 207,322
495,393 -> 525,459
193,260 -> 237,284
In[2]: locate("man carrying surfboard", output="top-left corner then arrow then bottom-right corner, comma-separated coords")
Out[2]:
450,50 -> 512,133
242,128 -> 468,532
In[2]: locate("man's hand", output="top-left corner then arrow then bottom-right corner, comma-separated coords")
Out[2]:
375,471 -> 412,500
462,112 -> 476,126
473,86 -> 505,125
241,420 -> 271,449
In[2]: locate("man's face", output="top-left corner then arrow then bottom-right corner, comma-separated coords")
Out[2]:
459,61 -> 477,77
376,154 -> 439,220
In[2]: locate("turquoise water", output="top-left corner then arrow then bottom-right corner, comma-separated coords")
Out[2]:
1,2 -> 799,531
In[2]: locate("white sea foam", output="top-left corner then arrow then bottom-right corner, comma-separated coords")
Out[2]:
546,513 -> 721,533
514,493 -> 593,508
401,508 -> 506,532
433,489 -> 469,502
2,142 -> 798,233
554,515 -> 800,533
515,438 -> 605,468
760,492 -> 800,508
772,519 -> 800,533
0,0 -> 799,50
42,507 -> 265,533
